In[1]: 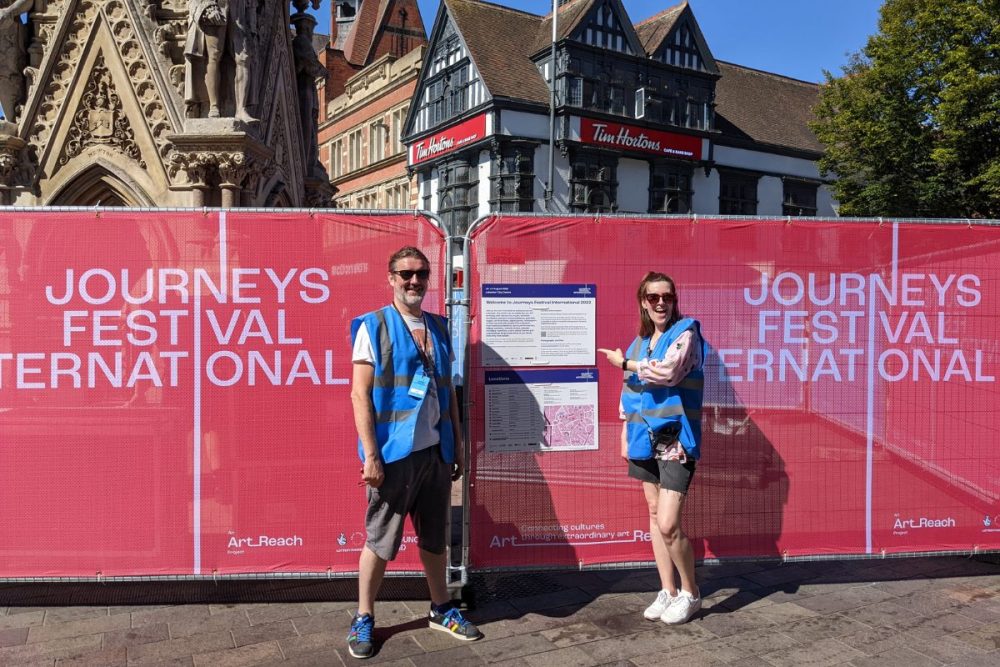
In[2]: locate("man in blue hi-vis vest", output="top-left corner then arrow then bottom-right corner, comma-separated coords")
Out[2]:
346,246 -> 482,659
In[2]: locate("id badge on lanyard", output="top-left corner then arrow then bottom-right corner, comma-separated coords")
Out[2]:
408,366 -> 431,399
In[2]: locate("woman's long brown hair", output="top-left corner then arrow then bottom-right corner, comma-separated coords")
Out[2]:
636,271 -> 681,338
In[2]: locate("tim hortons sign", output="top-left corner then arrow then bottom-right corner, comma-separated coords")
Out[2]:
410,114 -> 488,166
580,118 -> 702,160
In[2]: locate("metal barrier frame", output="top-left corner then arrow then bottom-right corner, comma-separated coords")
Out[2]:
1,207 -> 997,582
0,206 -> 453,582
457,212 -> 1000,576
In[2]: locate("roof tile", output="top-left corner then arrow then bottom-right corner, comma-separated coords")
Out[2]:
714,62 -> 823,154
634,2 -> 684,54
447,0 -> 551,103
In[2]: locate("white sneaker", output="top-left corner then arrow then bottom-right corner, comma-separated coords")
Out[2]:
660,591 -> 701,624
642,589 -> 677,620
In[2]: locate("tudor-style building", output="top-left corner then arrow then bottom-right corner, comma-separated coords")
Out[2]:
402,0 -> 836,234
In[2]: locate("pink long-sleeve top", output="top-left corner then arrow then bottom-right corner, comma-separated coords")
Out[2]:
638,329 -> 702,386
619,328 -> 702,420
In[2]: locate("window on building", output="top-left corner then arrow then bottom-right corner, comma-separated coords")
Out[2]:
422,65 -> 474,127
608,84 -> 626,115
638,72 -> 714,131
438,156 -> 478,235
559,54 -> 641,118
719,170 -> 759,215
386,180 -> 410,209
422,175 -> 432,210
783,180 -> 818,216
336,0 -> 356,20
329,138 -> 343,178
565,77 -> 582,106
490,144 -> 535,212
368,120 -> 386,164
348,129 -> 362,171
649,162 -> 692,213
392,105 -> 408,154
353,188 -> 378,209
686,100 -> 709,130
415,25 -> 482,133
570,152 -> 617,213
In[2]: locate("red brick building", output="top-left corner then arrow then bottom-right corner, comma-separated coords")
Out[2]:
317,0 -> 427,208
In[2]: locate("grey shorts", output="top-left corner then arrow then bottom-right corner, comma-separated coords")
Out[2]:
628,457 -> 697,494
365,446 -> 451,561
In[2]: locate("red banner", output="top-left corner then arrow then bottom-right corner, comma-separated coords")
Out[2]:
0,210 -> 446,577
409,114 -> 488,166
466,215 -> 1000,568
579,118 -> 703,160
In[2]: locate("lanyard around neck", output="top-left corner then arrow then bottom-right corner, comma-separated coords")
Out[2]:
392,304 -> 432,371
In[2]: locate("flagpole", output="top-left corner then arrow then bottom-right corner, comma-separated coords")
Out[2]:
544,0 -> 557,208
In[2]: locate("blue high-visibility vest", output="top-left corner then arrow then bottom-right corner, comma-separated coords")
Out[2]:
351,306 -> 454,464
620,318 -> 705,460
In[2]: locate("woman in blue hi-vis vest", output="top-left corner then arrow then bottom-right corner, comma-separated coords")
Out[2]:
599,271 -> 706,626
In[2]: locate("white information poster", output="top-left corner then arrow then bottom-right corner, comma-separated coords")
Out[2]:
481,284 -> 596,367
485,369 -> 599,453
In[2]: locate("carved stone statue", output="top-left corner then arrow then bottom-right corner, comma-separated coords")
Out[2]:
292,14 -> 325,178
184,0 -> 257,121
0,0 -> 32,121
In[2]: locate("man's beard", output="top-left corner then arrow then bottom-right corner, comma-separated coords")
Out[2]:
397,288 -> 425,307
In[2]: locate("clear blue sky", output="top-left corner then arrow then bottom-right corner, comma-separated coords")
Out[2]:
309,0 -> 883,83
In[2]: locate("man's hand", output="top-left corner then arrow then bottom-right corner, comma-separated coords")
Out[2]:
620,423 -> 629,462
451,445 -> 465,482
362,456 -> 384,488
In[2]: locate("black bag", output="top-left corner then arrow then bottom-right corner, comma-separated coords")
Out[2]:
649,423 -> 681,455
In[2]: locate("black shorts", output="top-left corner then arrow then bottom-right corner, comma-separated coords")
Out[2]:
628,457 -> 696,494
364,446 -> 451,561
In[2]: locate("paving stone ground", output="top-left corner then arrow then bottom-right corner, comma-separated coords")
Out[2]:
1,553 -> 998,666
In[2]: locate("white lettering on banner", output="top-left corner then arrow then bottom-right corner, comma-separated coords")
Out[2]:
414,131 -> 480,161
45,267 -> 333,306
720,270 -> 995,384
329,262 -> 369,276
487,522 -> 658,548
0,351 -> 189,389
590,122 -> 695,157
892,515 -> 956,535
1,266 -> 351,390
226,535 -> 305,548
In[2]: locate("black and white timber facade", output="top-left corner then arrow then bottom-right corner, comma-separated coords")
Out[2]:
402,0 -> 836,234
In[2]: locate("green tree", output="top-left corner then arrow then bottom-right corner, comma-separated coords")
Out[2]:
812,0 -> 1000,218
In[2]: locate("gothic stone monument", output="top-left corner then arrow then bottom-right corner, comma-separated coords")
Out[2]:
0,0 -> 333,207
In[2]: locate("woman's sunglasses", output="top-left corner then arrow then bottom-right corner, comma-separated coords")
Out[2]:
644,292 -> 675,305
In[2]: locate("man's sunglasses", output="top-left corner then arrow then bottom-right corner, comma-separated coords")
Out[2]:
644,292 -> 676,305
392,269 -> 431,281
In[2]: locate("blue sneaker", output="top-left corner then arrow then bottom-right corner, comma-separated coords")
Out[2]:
347,612 -> 374,658
428,605 -> 482,641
